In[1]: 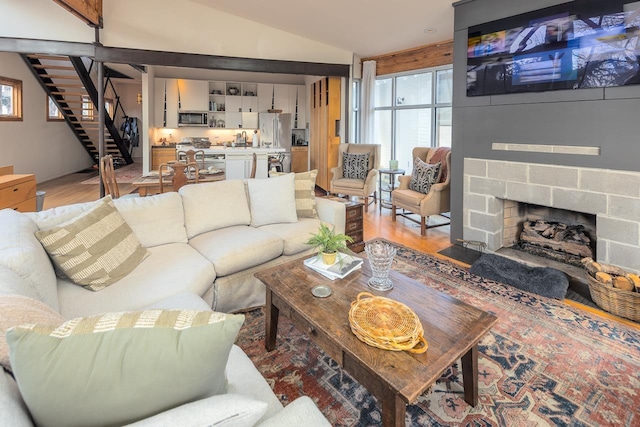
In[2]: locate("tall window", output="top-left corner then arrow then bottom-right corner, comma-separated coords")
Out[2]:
373,66 -> 452,175
82,95 -> 94,121
0,77 -> 23,121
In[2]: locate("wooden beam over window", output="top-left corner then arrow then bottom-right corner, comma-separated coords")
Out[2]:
362,40 -> 453,76
52,0 -> 102,27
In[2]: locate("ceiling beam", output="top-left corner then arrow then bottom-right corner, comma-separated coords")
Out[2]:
0,37 -> 95,57
94,46 -> 351,77
52,0 -> 102,27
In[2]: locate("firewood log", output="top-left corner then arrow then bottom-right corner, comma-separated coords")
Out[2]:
628,274 -> 640,292
613,276 -> 635,292
595,272 -> 613,286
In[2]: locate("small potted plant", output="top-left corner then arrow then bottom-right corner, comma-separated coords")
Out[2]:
306,223 -> 354,265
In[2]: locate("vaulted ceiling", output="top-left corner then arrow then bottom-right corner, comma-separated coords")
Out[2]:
192,0 -> 456,57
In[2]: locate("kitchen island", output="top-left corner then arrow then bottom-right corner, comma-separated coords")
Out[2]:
174,146 -> 286,179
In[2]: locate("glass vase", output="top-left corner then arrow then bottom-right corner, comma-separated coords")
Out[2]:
365,241 -> 397,291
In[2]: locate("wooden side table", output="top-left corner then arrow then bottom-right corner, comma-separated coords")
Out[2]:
378,168 -> 405,213
323,196 -> 364,252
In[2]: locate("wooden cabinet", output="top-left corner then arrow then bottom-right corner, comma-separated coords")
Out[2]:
0,173 -> 37,212
325,197 -> 364,252
310,77 -> 341,191
291,146 -> 308,173
151,146 -> 177,170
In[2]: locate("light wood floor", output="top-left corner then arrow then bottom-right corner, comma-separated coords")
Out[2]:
35,170 -> 639,329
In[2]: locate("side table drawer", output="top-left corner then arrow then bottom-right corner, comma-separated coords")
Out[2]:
346,206 -> 363,221
345,220 -> 361,234
8,197 -> 37,212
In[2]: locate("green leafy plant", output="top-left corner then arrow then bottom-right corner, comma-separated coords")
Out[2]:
306,223 -> 353,255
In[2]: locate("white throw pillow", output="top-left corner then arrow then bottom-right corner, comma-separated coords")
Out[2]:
180,180 -> 252,239
247,174 -> 298,227
114,192 -> 188,247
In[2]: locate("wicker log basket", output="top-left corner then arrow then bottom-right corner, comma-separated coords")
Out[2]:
348,292 -> 428,354
582,258 -> 640,322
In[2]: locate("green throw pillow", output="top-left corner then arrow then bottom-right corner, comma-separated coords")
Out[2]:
7,309 -> 245,427
35,196 -> 149,291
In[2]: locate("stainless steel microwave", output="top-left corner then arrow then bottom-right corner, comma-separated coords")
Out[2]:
178,111 -> 208,127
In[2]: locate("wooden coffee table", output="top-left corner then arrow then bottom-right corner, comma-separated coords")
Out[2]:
255,256 -> 498,427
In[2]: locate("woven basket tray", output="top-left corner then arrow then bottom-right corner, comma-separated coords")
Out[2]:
587,276 -> 640,322
348,292 -> 428,354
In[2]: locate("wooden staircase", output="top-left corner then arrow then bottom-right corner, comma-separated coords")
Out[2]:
22,54 -> 133,167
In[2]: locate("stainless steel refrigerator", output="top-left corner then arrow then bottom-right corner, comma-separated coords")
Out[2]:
259,113 -> 291,172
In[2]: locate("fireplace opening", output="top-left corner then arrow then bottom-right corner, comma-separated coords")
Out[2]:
503,201 -> 596,267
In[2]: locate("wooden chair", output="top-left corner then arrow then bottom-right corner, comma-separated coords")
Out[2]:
250,153 -> 257,179
100,155 -> 122,198
159,162 -> 199,193
177,149 -> 205,170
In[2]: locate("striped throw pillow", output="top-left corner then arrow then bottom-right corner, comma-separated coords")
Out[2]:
35,196 -> 148,291
271,170 -> 319,218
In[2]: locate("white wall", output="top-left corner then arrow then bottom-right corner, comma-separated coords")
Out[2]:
0,0 -> 93,42
0,0 -> 353,65
0,52 -> 92,182
113,81 -> 143,158
102,0 -> 352,64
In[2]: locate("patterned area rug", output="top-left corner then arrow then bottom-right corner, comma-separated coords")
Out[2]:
236,240 -> 640,426
80,162 -> 142,184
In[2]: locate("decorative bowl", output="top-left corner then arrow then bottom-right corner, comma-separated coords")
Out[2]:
228,87 -> 239,95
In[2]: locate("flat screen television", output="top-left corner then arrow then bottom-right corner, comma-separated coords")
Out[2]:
467,0 -> 640,96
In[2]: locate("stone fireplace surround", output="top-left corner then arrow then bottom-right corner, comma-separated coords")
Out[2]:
463,158 -> 640,274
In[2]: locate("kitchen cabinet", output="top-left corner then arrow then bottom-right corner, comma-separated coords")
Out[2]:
310,77 -> 341,191
225,152 -> 268,179
291,146 -> 308,173
257,83 -> 288,112
151,146 -> 177,170
177,79 -> 209,111
0,173 -> 37,212
154,78 -> 178,128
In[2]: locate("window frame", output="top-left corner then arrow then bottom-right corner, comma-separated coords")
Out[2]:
0,76 -> 23,121
373,64 -> 453,171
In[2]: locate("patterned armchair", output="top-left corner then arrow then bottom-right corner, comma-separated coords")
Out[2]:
329,143 -> 380,212
391,147 -> 451,235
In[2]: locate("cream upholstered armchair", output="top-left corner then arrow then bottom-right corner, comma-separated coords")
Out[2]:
391,147 -> 451,235
329,143 -> 380,212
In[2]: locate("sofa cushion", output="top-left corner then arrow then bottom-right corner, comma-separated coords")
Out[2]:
7,310 -> 245,427
57,242 -> 216,319
114,192 -> 188,247
247,174 -> 298,227
0,209 -> 59,311
0,264 -> 39,300
270,170 -> 319,219
259,218 -> 323,256
143,291 -> 213,311
0,295 -> 65,372
409,158 -> 441,195
180,179 -> 251,239
35,196 -> 149,291
391,188 -> 424,209
226,345 -> 284,422
0,370 -> 32,427
126,394 -> 268,427
255,396 -> 331,427
25,199 -> 99,230
189,225 -> 283,277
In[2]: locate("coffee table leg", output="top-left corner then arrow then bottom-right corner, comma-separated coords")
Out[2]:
461,344 -> 479,406
381,390 -> 406,427
265,290 -> 279,351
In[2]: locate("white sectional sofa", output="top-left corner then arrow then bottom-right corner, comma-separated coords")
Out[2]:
0,174 -> 344,426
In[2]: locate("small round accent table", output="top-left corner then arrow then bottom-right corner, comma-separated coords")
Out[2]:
378,168 -> 405,213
